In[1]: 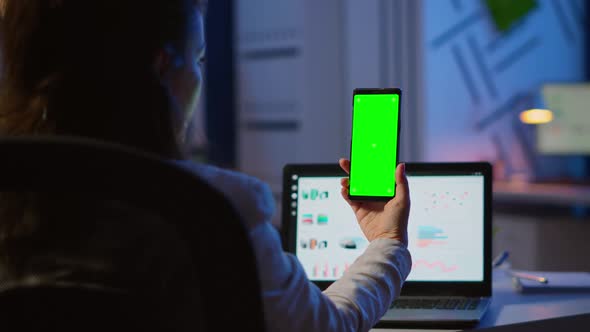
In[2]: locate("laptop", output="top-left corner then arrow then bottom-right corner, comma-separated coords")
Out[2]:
282,162 -> 492,329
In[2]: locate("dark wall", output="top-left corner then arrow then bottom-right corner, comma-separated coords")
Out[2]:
204,0 -> 235,168
586,2 -> 590,177
587,1 -> 590,80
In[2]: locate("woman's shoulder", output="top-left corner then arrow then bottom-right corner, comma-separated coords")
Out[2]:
173,160 -> 275,229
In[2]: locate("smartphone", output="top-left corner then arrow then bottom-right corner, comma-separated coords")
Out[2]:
348,88 -> 401,201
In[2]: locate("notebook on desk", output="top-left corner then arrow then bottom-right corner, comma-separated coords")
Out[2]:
282,163 -> 493,329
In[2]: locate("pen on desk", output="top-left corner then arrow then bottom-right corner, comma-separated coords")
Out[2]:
492,251 -> 510,268
510,271 -> 549,284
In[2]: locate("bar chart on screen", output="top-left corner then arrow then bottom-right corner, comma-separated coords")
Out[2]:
417,225 -> 449,248
310,262 -> 351,278
296,177 -> 367,281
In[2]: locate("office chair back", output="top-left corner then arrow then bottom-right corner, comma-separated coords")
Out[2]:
0,136 -> 266,331
0,286 -> 166,331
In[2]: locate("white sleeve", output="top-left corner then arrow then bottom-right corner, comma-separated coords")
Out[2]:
323,238 -> 412,330
250,222 -> 412,332
178,161 -> 412,331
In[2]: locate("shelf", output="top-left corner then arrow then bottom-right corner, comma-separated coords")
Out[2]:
494,181 -> 590,206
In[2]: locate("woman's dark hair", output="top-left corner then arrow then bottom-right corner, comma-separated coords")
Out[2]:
0,0 -> 203,268
0,0 -> 203,158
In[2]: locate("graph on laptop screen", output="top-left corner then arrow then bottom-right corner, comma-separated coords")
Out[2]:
294,174 -> 484,282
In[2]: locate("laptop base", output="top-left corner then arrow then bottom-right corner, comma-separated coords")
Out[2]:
374,319 -> 479,330
376,297 -> 490,329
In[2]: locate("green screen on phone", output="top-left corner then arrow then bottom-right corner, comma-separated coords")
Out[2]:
349,92 -> 400,198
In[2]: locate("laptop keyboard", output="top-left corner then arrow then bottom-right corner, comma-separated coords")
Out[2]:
390,298 -> 481,310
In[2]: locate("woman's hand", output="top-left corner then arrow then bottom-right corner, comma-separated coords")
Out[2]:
339,159 -> 410,246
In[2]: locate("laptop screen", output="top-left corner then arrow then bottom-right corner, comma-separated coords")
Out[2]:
290,169 -> 485,283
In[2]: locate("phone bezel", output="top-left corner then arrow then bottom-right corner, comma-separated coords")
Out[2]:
348,88 -> 402,202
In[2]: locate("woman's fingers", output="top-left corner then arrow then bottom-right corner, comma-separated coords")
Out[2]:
341,159 -> 407,203
340,181 -> 361,213
339,159 -> 407,214
339,158 -> 350,175
340,177 -> 349,188
394,163 -> 409,203
340,186 -> 352,206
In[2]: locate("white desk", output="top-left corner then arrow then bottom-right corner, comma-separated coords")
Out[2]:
372,269 -> 590,331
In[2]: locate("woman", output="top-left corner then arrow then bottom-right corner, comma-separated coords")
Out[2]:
0,1 -> 411,331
